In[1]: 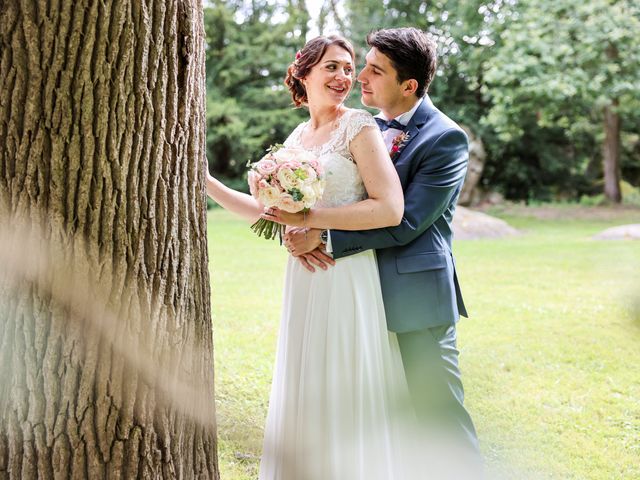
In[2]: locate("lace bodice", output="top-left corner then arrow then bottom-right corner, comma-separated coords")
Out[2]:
283,109 -> 378,208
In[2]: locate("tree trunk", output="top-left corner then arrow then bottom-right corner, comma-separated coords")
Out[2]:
603,43 -> 621,203
0,1 -> 218,478
603,99 -> 622,203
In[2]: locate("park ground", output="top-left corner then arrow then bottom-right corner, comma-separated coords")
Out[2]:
207,205 -> 640,480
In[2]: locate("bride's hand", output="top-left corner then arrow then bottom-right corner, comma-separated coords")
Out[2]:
261,207 -> 306,227
284,228 -> 323,256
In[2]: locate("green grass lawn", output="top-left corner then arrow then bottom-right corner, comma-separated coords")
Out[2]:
207,206 -> 640,480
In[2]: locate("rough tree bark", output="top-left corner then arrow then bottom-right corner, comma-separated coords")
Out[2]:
0,1 -> 218,478
603,43 -> 621,203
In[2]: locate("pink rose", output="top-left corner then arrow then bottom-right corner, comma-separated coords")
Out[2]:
282,160 -> 302,170
256,158 -> 278,175
248,171 -> 260,197
309,160 -> 323,175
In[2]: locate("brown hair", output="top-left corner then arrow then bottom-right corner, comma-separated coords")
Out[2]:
366,28 -> 437,98
285,35 -> 355,107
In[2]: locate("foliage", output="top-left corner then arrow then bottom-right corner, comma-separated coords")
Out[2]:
204,0 -> 640,201
205,1 -> 309,177
482,0 -> 640,199
579,193 -> 608,207
621,180 -> 640,206
580,181 -> 640,206
342,0 -> 640,200
343,0 -> 508,133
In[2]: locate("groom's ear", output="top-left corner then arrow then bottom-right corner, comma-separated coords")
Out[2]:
401,79 -> 419,97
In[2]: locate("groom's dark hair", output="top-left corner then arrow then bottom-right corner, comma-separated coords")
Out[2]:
367,28 -> 437,98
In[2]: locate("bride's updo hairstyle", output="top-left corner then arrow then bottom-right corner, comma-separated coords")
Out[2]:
285,35 -> 355,107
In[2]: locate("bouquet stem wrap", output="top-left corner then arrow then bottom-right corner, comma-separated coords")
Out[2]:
250,217 -> 284,241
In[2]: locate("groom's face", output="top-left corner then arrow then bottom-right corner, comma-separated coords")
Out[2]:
357,48 -> 405,112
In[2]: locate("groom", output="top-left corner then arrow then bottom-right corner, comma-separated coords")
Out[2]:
285,27 -> 480,455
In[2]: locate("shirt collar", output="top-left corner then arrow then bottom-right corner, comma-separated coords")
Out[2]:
375,97 -> 424,127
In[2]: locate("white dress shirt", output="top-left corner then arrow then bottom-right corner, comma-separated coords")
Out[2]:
375,97 -> 424,151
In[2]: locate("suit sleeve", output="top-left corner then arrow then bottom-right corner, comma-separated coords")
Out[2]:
330,128 -> 468,259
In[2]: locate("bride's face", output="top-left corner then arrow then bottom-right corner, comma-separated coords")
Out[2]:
302,45 -> 354,107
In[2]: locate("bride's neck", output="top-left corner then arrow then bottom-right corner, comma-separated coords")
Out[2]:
307,104 -> 343,130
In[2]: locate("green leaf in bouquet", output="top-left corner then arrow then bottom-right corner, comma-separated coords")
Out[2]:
294,168 -> 308,180
266,143 -> 284,154
289,188 -> 303,202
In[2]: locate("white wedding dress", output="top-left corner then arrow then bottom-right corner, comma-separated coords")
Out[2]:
258,109 -> 412,480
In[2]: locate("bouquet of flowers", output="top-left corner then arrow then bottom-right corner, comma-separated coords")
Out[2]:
247,145 -> 325,240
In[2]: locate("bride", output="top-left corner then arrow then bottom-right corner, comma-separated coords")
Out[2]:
206,35 -> 410,480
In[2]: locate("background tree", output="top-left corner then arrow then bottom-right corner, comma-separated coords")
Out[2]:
0,1 -> 218,478
205,0 -> 309,186
203,0 -> 640,204
482,0 -> 640,202
343,0 -> 511,201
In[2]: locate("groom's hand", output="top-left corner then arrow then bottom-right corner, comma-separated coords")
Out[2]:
297,249 -> 335,273
284,227 -> 322,255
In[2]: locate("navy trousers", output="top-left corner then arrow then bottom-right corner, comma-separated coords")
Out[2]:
396,324 -> 480,454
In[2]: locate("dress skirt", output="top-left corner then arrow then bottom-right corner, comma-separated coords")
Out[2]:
258,250 -> 410,480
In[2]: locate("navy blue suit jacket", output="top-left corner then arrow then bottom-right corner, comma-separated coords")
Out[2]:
331,96 -> 468,332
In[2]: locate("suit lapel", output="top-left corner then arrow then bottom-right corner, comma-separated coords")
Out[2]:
392,96 -> 434,164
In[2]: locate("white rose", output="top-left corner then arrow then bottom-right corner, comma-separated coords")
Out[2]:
258,186 -> 281,207
312,179 -> 325,197
300,185 -> 316,205
277,167 -> 299,191
301,165 -> 317,182
273,147 -> 303,164
297,150 -> 316,163
278,193 -> 304,213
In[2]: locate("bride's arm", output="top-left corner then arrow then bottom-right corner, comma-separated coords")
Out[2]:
205,172 -> 263,223
264,126 -> 403,230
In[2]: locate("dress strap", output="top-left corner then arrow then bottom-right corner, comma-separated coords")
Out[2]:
343,110 -> 379,148
283,121 -> 307,148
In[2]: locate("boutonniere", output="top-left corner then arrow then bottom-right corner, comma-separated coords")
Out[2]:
390,132 -> 410,159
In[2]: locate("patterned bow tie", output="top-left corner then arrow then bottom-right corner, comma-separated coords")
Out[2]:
375,117 -> 405,132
